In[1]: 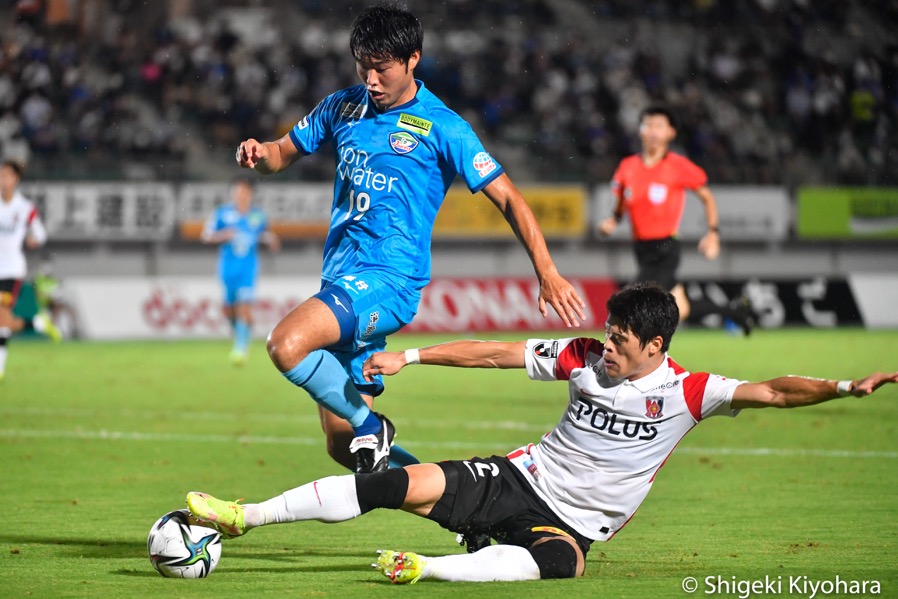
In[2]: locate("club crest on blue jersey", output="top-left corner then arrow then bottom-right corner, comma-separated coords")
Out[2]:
645,396 -> 664,419
389,131 -> 419,155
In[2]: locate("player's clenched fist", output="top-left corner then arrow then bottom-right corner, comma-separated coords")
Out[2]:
236,139 -> 269,169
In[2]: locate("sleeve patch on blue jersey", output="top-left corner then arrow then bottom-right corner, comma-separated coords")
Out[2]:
473,152 -> 498,178
397,113 -> 432,136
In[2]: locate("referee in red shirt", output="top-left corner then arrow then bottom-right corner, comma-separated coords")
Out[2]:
599,106 -> 753,334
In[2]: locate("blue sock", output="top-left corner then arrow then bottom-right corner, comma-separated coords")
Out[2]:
233,319 -> 250,353
389,444 -> 420,468
282,350 -> 371,430
354,410 -> 383,436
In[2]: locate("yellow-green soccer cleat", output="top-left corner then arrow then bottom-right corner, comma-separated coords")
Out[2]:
33,312 -> 62,342
185,492 -> 246,539
229,349 -> 247,366
372,550 -> 425,584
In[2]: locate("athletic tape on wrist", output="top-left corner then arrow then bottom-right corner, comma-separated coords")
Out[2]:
837,380 -> 853,397
405,348 -> 421,365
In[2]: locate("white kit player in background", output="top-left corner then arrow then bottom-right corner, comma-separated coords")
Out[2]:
0,160 -> 60,382
184,283 -> 896,584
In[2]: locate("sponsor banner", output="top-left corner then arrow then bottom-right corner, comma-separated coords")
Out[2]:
433,185 -> 588,239
66,276 -> 318,340
20,182 -> 178,241
177,182 -> 332,240
593,186 -> 790,241
679,278 -> 863,329
405,277 -> 617,333
797,187 -> 898,239
848,274 -> 898,328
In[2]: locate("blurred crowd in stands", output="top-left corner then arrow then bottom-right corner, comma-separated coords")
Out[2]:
1,0 -> 896,185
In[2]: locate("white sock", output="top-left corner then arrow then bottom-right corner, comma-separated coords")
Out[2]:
0,344 -> 7,375
420,544 -> 541,582
245,475 -> 361,527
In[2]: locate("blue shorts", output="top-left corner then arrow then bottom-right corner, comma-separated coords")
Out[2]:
315,272 -> 420,397
221,269 -> 257,306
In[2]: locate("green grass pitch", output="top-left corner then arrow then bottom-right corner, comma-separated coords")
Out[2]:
1,328 -> 896,598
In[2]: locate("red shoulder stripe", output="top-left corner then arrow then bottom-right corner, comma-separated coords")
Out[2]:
683,372 -> 710,422
555,338 -> 603,381
667,356 -> 685,375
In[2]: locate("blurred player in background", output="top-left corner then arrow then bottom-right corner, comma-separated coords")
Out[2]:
599,106 -> 754,334
185,283 -> 897,583
202,177 -> 280,365
0,160 -> 60,382
233,3 -> 585,474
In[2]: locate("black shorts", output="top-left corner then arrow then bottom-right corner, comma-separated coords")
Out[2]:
633,237 -> 680,290
426,456 -> 592,556
0,279 -> 23,309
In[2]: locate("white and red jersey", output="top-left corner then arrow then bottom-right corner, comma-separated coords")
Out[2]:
0,190 -> 46,279
506,337 -> 744,542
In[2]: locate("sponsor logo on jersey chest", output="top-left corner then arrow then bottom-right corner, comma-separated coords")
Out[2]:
389,131 -> 419,154
396,113 -> 432,136
340,102 -> 367,120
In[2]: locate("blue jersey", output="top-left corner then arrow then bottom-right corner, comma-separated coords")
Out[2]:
289,81 -> 504,290
203,204 -> 269,279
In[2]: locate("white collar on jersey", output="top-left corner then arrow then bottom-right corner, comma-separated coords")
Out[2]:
614,353 -> 675,394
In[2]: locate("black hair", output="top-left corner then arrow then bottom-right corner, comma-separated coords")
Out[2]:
606,282 -> 679,353
1,160 -> 24,178
639,105 -> 677,130
349,2 -> 423,64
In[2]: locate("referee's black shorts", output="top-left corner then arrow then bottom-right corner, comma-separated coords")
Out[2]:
633,236 -> 680,290
425,456 -> 592,556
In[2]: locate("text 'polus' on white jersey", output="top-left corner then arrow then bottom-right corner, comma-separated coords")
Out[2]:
506,337 -> 744,542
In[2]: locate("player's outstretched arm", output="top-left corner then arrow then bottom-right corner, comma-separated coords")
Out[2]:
236,133 -> 303,175
481,174 -> 586,328
362,340 -> 527,380
731,371 -> 898,410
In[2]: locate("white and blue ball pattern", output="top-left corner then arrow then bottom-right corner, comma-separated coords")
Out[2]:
147,509 -> 222,578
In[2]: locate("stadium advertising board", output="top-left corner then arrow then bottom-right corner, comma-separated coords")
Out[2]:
404,277 -> 617,333
60,274 -> 894,340
680,278 -> 864,328
433,185 -> 588,239
177,182 -> 333,240
20,182 -> 177,241
593,186 -> 790,241
65,277 -> 318,340
797,187 -> 898,239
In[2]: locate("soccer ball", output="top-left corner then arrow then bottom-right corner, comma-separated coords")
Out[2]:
147,509 -> 222,578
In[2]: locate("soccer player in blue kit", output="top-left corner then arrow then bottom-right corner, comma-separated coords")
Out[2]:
202,177 -> 280,365
234,3 -> 586,474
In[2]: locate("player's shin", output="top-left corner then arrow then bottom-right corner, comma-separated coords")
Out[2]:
282,350 -> 372,430
249,475 -> 363,527
233,318 -> 250,353
422,545 -> 541,582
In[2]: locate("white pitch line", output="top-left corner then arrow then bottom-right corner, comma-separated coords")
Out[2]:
1,428 -> 896,459
0,406 -> 545,431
